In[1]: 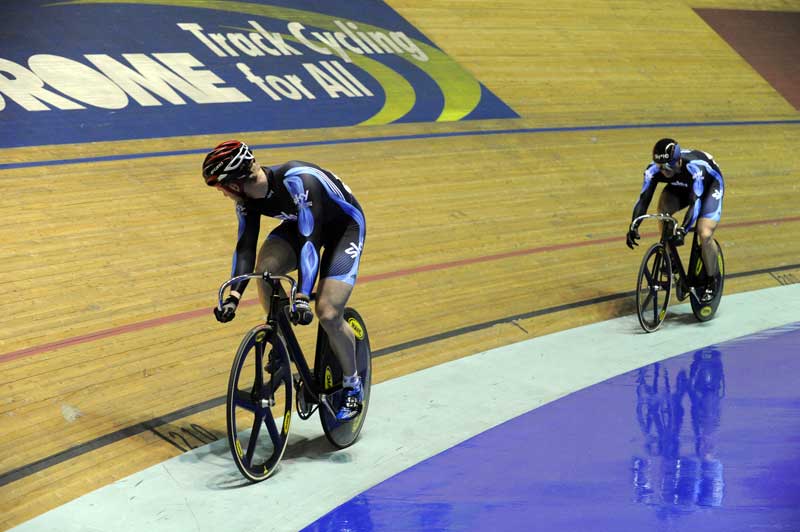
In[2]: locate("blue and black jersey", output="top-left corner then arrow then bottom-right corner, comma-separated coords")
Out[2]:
631,149 -> 725,230
228,161 -> 365,297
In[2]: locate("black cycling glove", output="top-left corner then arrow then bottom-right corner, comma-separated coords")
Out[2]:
214,294 -> 239,323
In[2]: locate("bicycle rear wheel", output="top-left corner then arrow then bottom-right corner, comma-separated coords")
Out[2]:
226,324 -> 293,482
315,308 -> 372,449
690,239 -> 725,321
636,243 -> 673,332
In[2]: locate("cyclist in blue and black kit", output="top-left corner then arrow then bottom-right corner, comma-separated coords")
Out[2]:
627,138 -> 725,302
202,140 -> 366,421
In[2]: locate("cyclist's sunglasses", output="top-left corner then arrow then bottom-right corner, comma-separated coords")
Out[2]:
657,161 -> 679,173
212,168 -> 256,195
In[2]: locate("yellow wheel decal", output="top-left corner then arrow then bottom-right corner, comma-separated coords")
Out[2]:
348,317 -> 365,340
283,411 -> 291,433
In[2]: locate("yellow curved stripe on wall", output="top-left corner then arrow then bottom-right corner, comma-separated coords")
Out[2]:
55,0 -> 482,123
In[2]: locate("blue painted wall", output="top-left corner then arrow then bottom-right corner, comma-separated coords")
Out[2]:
0,0 -> 517,147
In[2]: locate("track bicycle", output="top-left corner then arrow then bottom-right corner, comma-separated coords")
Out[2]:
217,272 -> 372,482
631,213 -> 725,333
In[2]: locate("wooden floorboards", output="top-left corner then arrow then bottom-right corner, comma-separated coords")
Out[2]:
2,0 -> 799,529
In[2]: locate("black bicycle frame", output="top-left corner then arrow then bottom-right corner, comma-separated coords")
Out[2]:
263,278 -> 341,403
664,231 -> 705,297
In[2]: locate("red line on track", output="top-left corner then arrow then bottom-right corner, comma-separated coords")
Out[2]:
0,308 -> 208,363
2,215 -> 799,364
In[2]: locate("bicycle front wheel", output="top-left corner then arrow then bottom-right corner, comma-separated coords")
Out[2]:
636,243 -> 673,333
316,308 -> 372,449
226,324 -> 293,482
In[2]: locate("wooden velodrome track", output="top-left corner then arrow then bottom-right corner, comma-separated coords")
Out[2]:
2,0 -> 799,528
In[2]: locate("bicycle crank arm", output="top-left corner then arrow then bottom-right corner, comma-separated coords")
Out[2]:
318,394 -> 338,417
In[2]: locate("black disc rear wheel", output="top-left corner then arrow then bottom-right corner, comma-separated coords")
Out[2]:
316,308 -> 372,449
690,240 -> 725,322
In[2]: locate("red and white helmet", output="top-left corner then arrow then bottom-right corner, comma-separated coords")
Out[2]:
202,140 -> 254,186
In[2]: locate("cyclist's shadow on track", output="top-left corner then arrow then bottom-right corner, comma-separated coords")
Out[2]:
281,432 -> 353,462
203,431 -> 352,490
630,306 -> 712,333
670,307 -> 720,326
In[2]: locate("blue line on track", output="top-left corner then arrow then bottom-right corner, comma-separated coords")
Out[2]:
2,119 -> 799,170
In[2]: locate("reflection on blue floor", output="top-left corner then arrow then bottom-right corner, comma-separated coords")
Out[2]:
304,323 -> 800,531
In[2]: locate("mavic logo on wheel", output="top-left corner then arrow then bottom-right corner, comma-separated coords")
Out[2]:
712,189 -> 722,200
348,317 -> 365,340
345,241 -> 362,259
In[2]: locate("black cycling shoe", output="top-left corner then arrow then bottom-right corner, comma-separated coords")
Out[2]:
701,277 -> 718,303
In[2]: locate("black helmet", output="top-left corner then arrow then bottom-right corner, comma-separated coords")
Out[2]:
202,140 -> 254,186
652,138 -> 681,167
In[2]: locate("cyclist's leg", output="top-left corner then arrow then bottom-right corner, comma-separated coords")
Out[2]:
315,217 -> 364,377
697,190 -> 723,278
255,223 -> 299,313
657,186 -> 688,238
696,218 -> 719,277
315,278 -> 357,376
316,276 -> 367,421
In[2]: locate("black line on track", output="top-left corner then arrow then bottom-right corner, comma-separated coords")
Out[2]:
0,397 -> 223,487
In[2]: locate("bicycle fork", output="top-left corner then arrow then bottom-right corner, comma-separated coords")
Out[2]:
261,346 -> 287,408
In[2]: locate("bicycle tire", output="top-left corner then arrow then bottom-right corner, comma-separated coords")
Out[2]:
316,308 -> 372,449
226,324 -> 293,482
690,239 -> 725,322
636,242 -> 672,333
